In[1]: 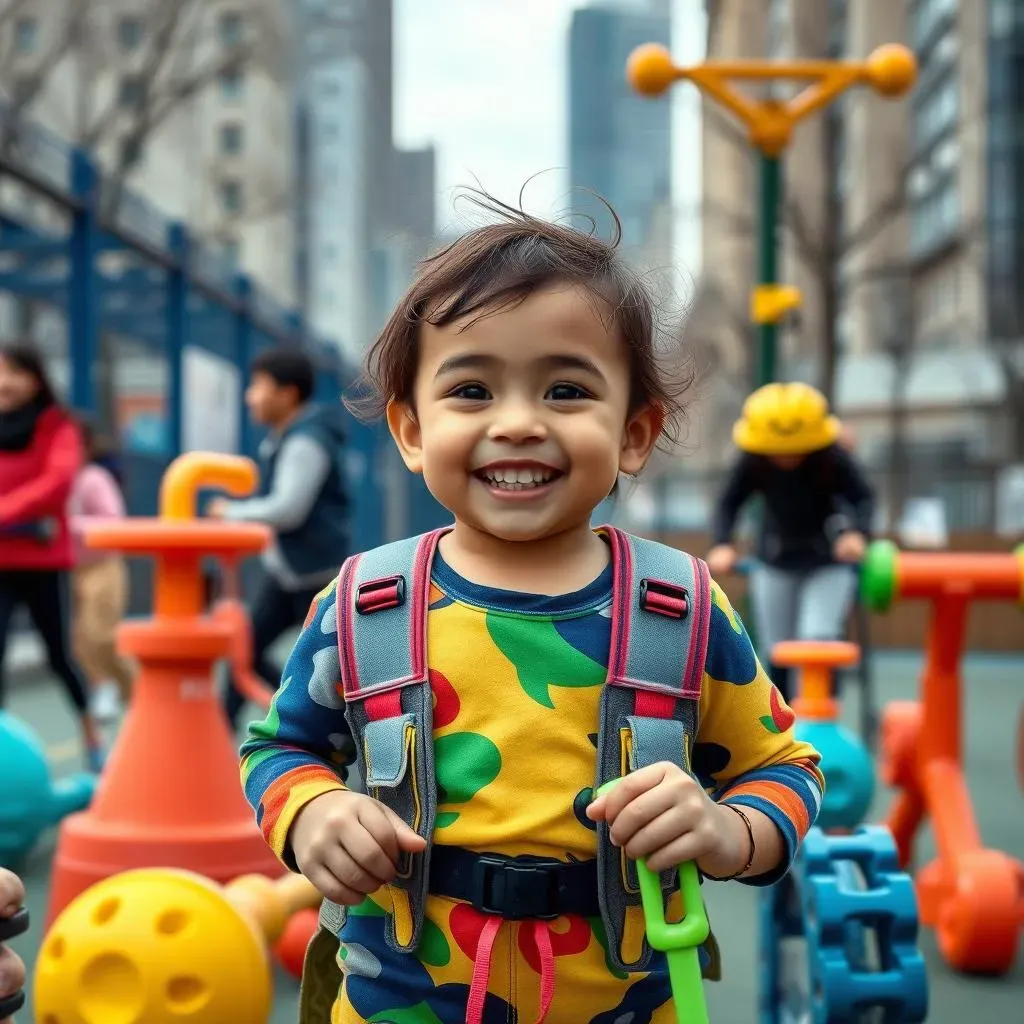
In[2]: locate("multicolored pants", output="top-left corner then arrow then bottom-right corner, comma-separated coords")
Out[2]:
301,892 -> 716,1024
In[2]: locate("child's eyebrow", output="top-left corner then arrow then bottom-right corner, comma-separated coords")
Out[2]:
434,353 -> 606,381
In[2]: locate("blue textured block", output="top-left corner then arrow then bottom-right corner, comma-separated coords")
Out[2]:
758,826 -> 930,1023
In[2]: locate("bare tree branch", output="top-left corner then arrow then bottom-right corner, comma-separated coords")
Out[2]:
0,6 -> 82,149
781,193 -> 822,265
0,0 -> 34,33
81,0 -> 193,149
699,195 -> 757,237
703,100 -> 755,165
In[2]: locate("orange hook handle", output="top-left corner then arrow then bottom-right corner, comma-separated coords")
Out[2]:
225,872 -> 322,947
159,452 -> 260,521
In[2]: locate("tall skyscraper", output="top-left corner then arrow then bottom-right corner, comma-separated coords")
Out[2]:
568,1 -> 673,254
295,0 -> 376,360
986,0 -> 1023,347
294,0 -> 436,360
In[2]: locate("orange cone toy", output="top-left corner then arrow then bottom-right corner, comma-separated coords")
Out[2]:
46,453 -> 285,925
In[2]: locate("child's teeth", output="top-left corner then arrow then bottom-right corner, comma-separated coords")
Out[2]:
481,467 -> 556,490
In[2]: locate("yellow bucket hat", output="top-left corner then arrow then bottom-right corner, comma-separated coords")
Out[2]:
732,382 -> 841,456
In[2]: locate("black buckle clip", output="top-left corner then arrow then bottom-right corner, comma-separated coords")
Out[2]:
356,575 -> 406,615
471,856 -> 563,920
638,578 -> 689,619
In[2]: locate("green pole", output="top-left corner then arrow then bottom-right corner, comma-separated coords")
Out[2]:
756,152 -> 782,388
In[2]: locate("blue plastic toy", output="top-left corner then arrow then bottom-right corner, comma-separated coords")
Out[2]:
0,711 -> 97,867
760,826 -> 929,1023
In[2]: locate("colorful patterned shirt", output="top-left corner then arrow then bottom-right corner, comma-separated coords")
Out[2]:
241,548 -> 824,1022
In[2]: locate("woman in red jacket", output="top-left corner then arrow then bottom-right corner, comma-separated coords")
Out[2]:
0,342 -> 104,771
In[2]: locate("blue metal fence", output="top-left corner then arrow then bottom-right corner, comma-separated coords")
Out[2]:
0,100 -> 401,609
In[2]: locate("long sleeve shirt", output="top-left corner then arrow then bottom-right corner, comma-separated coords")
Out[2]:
69,463 -> 126,567
242,552 -> 824,880
240,548 -> 824,1021
0,406 -> 82,570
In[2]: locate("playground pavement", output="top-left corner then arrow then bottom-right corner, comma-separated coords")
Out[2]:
6,649 -> 1023,1023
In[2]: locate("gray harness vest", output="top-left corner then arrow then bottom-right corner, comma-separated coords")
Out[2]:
313,525 -> 712,979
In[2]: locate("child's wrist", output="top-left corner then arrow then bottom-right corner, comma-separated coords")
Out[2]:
698,802 -> 755,880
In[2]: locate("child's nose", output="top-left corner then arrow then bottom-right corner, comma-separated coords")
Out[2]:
486,397 -> 547,443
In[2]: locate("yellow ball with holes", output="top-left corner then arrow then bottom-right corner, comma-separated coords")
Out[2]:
733,382 -> 841,456
34,868 -> 272,1024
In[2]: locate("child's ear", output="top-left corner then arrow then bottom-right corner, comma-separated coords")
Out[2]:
619,404 -> 663,476
386,400 -> 424,474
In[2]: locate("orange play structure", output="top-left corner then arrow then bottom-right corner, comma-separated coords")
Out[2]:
46,453 -> 285,926
861,540 -> 1024,975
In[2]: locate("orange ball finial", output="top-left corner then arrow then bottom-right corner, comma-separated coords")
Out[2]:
627,43 -> 677,97
864,44 -> 917,97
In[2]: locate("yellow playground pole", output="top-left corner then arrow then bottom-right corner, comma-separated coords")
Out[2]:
626,42 -> 917,387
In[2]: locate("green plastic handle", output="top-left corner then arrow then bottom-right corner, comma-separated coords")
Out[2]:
596,779 -> 710,1024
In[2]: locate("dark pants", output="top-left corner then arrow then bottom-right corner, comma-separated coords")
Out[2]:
224,573 -> 324,728
0,569 -> 91,713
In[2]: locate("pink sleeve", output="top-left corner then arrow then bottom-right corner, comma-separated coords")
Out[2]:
70,465 -> 126,537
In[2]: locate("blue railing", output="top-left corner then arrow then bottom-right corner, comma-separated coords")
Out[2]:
0,98 -> 400,604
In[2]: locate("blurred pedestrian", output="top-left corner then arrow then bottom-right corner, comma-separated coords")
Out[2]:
706,382 -> 875,701
206,348 -> 350,729
0,341 -> 104,771
69,417 -> 134,722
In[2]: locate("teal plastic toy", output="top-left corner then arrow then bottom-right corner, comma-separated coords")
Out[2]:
794,718 -> 875,830
772,641 -> 876,831
0,711 -> 97,867
596,779 -> 710,1024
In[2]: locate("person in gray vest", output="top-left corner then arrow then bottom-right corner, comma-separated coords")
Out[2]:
207,348 -> 350,729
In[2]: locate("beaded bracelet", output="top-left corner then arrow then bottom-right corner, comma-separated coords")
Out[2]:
702,803 -> 756,882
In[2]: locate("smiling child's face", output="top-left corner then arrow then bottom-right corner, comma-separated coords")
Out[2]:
387,283 -> 660,547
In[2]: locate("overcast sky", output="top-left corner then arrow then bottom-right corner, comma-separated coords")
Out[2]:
393,0 -> 706,271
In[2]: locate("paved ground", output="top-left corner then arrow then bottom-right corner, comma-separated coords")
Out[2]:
4,649 -> 1023,1023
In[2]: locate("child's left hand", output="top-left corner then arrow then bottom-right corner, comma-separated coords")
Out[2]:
586,762 -> 747,876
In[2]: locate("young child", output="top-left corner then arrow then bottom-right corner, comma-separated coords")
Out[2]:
69,418 -> 134,723
241,203 -> 825,1024
705,382 -> 876,700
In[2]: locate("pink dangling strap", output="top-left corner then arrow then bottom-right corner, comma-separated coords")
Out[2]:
464,918 -> 557,1024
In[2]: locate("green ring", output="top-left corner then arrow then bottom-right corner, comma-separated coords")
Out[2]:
861,539 -> 898,612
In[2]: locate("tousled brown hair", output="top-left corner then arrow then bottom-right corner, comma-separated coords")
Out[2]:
347,191 -> 693,451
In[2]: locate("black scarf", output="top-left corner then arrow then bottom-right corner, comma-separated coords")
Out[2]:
0,396 -> 50,452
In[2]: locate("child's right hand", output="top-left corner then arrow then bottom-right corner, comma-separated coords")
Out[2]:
290,790 -> 427,906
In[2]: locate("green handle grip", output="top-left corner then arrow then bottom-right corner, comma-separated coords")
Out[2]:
596,779 -> 710,1023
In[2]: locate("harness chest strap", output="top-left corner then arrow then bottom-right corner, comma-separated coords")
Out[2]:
329,527 -> 712,975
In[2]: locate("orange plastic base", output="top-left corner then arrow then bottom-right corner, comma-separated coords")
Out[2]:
46,619 -> 284,926
880,589 -> 1024,976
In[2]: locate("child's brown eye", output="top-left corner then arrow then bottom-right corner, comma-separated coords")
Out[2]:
547,383 -> 589,401
451,383 -> 490,401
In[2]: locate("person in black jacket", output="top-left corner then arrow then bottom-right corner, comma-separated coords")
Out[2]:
706,382 -> 875,700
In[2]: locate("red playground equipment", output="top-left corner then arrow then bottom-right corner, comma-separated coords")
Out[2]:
861,540 -> 1024,975
46,453 -> 285,925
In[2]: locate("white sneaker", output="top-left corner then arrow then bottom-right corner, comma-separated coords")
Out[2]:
91,682 -> 123,723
